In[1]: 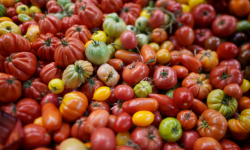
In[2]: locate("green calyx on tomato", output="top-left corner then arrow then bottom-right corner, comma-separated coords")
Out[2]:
159,117 -> 182,142
134,81 -> 152,98
126,25 -> 138,34
220,68 -> 232,81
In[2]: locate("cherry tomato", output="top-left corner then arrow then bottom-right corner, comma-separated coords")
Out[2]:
48,79 -> 64,94
88,101 -> 110,114
151,28 -> 168,44
160,41 -> 174,51
241,79 -> 250,93
217,42 -> 239,60
120,30 -> 138,49
172,65 -> 189,79
116,132 -> 131,146
149,43 -> 160,52
114,85 -> 135,101
194,28 -> 213,47
91,30 -> 107,43
177,110 -> 197,130
93,86 -> 111,101
156,49 -> 171,65
114,112 -> 133,133
175,26 -> 195,46
173,87 -> 194,109
132,111 -> 154,127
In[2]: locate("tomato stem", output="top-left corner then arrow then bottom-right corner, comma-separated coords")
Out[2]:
23,79 -> 33,88
184,110 -> 192,120
160,69 -> 168,78
110,43 -> 127,50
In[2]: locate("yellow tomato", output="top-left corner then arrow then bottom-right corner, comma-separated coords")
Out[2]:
149,43 -> 160,52
16,4 -> 30,15
156,49 -> 171,64
181,4 -> 191,12
132,111 -> 154,127
91,30 -> 107,43
176,0 -> 189,4
106,34 -> 114,44
48,79 -> 65,94
160,41 -> 174,51
93,86 -> 111,101
241,79 -> 250,93
0,17 -> 12,23
33,117 -> 43,126
85,40 -> 93,48
0,21 -> 21,35
116,132 -> 131,146
26,25 -> 40,42
188,0 -> 206,10
113,37 -> 124,50
140,10 -> 151,19
30,6 -> 42,14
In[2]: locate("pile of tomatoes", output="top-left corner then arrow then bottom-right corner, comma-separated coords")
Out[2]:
1,0 -> 250,149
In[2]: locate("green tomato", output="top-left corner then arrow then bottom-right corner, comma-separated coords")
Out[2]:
136,34 -> 148,48
85,40 -> 110,65
135,16 -> 148,32
18,14 -> 33,22
107,44 -> 116,59
103,13 -> 126,38
57,0 -> 71,7
126,25 -> 138,34
163,14 -> 171,25
51,12 -> 66,20
165,89 -> 174,99
159,117 -> 182,142
235,20 -> 250,32
64,3 -> 74,10
207,89 -> 238,118
133,81 -> 152,98
0,4 -> 6,17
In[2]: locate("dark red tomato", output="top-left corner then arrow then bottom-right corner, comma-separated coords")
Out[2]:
34,60 -> 49,78
88,101 -> 110,114
151,110 -> 162,128
189,98 -> 208,115
40,93 -> 61,108
176,12 -> 194,28
241,145 -> 250,150
16,98 -> 41,125
48,4 -> 63,13
114,85 -> 135,101
113,112 -> 133,133
148,9 -> 165,29
12,15 -> 22,25
131,125 -> 163,150
219,138 -> 241,150
175,26 -> 195,46
120,30 -> 138,49
0,55 -> 5,73
212,15 -> 237,38
173,87 -> 194,109
149,64 -> 163,77
90,127 -> 116,150
217,42 -> 239,60
61,15 -> 81,34
179,130 -> 200,150
153,66 -> 177,89
219,59 -> 241,70
111,102 -> 124,116
192,4 -> 216,28
6,7 -> 17,18
177,110 -> 197,130
71,117 -> 90,142
194,28 -> 213,47
168,36 -> 185,50
163,142 -> 182,150
172,65 -> 189,79
107,86 -> 118,103
14,2 -> 24,8
204,36 -> 222,51
148,94 -> 180,117
207,0 -> 228,13
107,115 -> 116,131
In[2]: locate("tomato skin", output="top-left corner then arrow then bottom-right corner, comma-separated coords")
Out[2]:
114,85 -> 135,101
101,0 -> 122,13
163,142 -> 182,150
22,124 -> 51,150
38,15 -> 62,35
210,65 -> 244,90
141,44 -> 157,65
229,0 -> 250,17
122,98 -> 159,114
179,130 -> 200,150
176,12 -> 194,28
71,117 -> 90,142
195,50 -> 219,73
93,86 -> 112,101
242,145 -> 250,150
170,49 -> 193,66
119,2 -> 142,26
65,25 -> 91,45
148,94 -> 180,117
148,9 -> 165,29
219,59 -> 241,70
131,125 -> 163,150
173,87 -> 194,109
193,137 -> 222,150
212,15 -> 237,38
114,112 -> 133,133
151,28 -> 168,44
176,110 -> 197,130
111,103 -> 124,116
120,30 -> 138,49
175,26 -> 195,47
179,53 -> 202,73
189,98 -> 208,115
223,84 -> 243,99
219,138 -> 241,150
192,4 -> 216,28
42,103 -> 62,131
88,101 -> 110,114
151,110 -> 162,128
40,93 -> 61,108
159,117 -> 182,142
6,7 -> 18,18
237,96 -> 250,112
40,62 -> 62,84
217,42 -> 239,60
53,122 -> 70,144
194,28 -> 213,47
91,127 -> 116,150
115,50 -> 141,65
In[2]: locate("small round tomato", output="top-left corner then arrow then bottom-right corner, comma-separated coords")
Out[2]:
160,41 -> 174,51
173,87 -> 194,109
149,43 -> 160,52
175,26 -> 195,46
114,85 -> 135,101
113,37 -> 124,50
193,137 -> 222,150
114,112 -> 133,133
159,117 -> 182,142
116,132 -> 131,146
151,28 -> 168,44
48,79 -> 64,94
120,30 -> 138,49
241,79 -> 250,93
93,86 -> 111,101
156,49 -> 171,64
16,4 -> 30,15
217,42 -> 239,60
90,128 -> 116,150
176,110 -> 197,130
172,65 -> 189,79
30,6 -> 41,14
140,10 -> 150,19
182,4 -> 191,12
91,30 -> 107,43
132,111 -> 154,127
6,7 -> 18,18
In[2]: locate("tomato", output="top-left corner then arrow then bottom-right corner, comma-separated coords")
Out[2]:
237,96 -> 250,112
91,30 -> 107,43
71,117 -> 90,142
189,98 -> 208,115
23,78 -> 49,100
114,85 -> 135,101
97,64 -> 120,87
42,103 -> 62,131
30,5 -> 41,14
197,109 -> 227,140
120,30 -> 138,49
88,101 -> 110,114
0,17 -> 12,23
6,7 -> 17,18
131,125 -> 163,150
122,98 -> 159,114
33,117 -> 43,126
48,79 -> 64,94
229,0 -> 250,17
116,132 -> 131,146
112,102 -> 124,116
169,49 -> 193,66
178,130 -> 200,150
212,15 -> 237,38
148,93 -> 179,117
223,84 -> 243,99
176,12 -> 194,28
159,117 -> 182,142
38,15 -> 62,35
148,9 -> 164,29
241,79 -> 250,93
91,127 -> 116,150
242,145 -> 250,150
151,28 -> 168,44
160,41 -> 174,51
155,49 -> 171,65
40,93 -> 61,108
151,110 -> 162,128
163,142 -> 182,150
172,65 -> 189,79
103,13 -> 126,38
60,92 -> 88,122
132,111 -> 154,127
210,65 -> 243,89
40,62 -> 63,84
16,5 -> 30,15
107,59 -> 124,71
140,9 -> 150,19
53,122 -> 70,143
115,50 -> 141,65
141,44 -> 156,65
219,138 -> 241,150
114,112 -> 133,133
22,124 -> 51,150
64,25 -> 91,45
180,54 -> 202,73
237,49 -> 250,70
219,59 -> 241,70
173,87 -> 193,109
107,114 -> 116,131
177,110 -> 197,130
204,36 -> 221,51
31,0 -> 47,8
218,41 -> 240,60
193,137 -> 222,150
0,73 -> 21,103
59,138 -> 87,150
61,14 -> 81,34
119,2 -> 141,26
101,0 -> 122,13
175,26 -> 194,47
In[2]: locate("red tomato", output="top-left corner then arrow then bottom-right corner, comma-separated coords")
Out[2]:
163,142 -> 182,150
172,65 -> 189,79
176,12 -> 194,28
186,45 -> 205,54
192,4 -> 216,28
42,103 -> 62,131
194,28 -> 213,47
178,53 -> 202,73
223,84 -> 243,99
71,117 -> 90,142
148,94 -> 180,117
48,4 -> 63,13
217,42 -> 239,60
114,112 -> 133,133
31,0 -> 47,7
212,15 -> 237,38
179,130 -> 200,150
131,125 -> 163,150
101,0 -> 123,13
53,122 -> 70,143
115,50 -> 141,65
219,59 -> 241,70
34,60 -> 49,78
189,98 -> 208,115
111,102 -> 124,116
0,55 -> 5,73
168,36 -> 185,50
107,115 -> 116,131
38,15 -> 62,35
153,66 -> 177,89
151,110 -> 162,128
170,49 -> 194,66
148,9 -> 165,29
151,28 -> 168,44
40,62 -> 63,84
65,25 -> 92,45
177,110 -> 197,130
193,137 -> 222,150
6,7 -> 17,18
237,96 -> 250,112
120,30 -> 138,49
119,2 -> 142,26
90,127 -> 116,150
40,93 -> 61,108
141,44 -> 157,65
175,26 -> 195,47
114,85 -> 135,101
107,86 -> 119,103
173,87 -> 194,109
107,59 -> 124,71
61,15 -> 81,34
219,138 -> 241,150
88,101 -> 110,114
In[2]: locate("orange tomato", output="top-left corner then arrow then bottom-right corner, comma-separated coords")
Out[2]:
53,122 -> 71,144
141,44 -> 157,65
0,0 -> 15,7
0,17 -> 12,23
42,103 -> 62,131
160,41 -> 174,51
229,0 -> 250,17
195,49 -> 219,72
